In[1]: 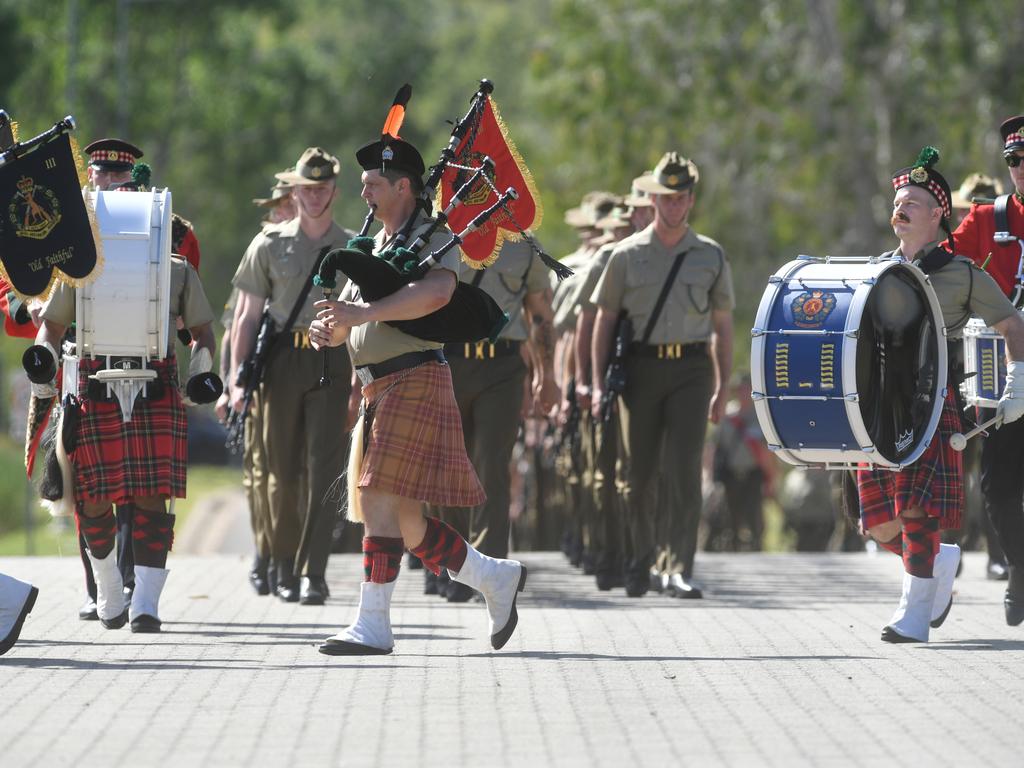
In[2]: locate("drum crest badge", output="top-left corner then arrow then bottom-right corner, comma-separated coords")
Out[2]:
790,290 -> 836,328
895,428 -> 914,453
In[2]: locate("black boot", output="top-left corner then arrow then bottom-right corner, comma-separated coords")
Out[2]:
424,569 -> 439,595
275,558 -> 300,603
249,554 -> 270,596
1006,565 -> 1024,627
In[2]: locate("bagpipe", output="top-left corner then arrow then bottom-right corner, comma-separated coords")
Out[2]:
314,80 -> 572,345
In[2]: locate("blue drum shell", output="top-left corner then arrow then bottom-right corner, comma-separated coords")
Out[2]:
763,280 -> 856,450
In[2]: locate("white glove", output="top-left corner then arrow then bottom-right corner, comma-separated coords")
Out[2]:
997,360 -> 1024,427
31,381 -> 57,399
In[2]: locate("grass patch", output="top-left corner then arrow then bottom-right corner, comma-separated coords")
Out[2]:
0,458 -> 242,556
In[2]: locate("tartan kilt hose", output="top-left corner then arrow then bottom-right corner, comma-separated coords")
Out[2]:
857,393 -> 964,531
359,361 -> 485,507
70,357 -> 188,505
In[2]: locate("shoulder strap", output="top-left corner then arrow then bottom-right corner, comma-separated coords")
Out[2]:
470,268 -> 486,288
917,245 -> 955,275
282,246 -> 330,333
995,194 -> 1011,238
641,250 -> 687,345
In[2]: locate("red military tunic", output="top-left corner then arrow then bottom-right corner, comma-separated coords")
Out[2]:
954,192 -> 1024,297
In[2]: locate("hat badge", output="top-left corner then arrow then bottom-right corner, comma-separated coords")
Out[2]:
666,174 -> 679,186
382,146 -> 394,162
106,151 -> 119,161
910,166 -> 928,183
311,166 -> 322,179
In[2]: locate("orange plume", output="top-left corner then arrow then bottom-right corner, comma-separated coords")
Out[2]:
381,83 -> 412,140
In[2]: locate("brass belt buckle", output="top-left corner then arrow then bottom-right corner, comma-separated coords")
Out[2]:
294,330 -> 312,349
657,343 -> 683,359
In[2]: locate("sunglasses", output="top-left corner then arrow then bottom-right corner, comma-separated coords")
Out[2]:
1005,154 -> 1024,168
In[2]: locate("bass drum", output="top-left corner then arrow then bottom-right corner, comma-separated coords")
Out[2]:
751,256 -> 947,469
76,189 -> 172,360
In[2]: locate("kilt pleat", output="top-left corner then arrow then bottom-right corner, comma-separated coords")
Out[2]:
70,358 -> 187,504
359,361 -> 485,507
857,393 -> 963,530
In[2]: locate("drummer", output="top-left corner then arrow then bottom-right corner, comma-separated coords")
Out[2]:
954,115 -> 1024,626
857,147 -> 1024,644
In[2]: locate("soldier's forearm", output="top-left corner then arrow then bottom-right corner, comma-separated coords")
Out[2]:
574,308 -> 595,386
591,311 -> 616,392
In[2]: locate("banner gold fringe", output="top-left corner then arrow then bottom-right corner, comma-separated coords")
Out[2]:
0,128 -> 105,303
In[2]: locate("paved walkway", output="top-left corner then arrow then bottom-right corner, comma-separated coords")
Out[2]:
1,550 -> 1022,767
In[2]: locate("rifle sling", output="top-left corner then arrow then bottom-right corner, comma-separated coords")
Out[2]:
640,249 -> 688,345
280,246 -> 332,337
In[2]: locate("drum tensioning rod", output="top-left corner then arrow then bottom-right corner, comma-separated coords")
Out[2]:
949,415 -> 1001,451
753,393 -> 852,402
750,328 -> 853,336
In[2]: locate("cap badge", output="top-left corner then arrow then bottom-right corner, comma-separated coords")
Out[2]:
382,146 -> 394,162
311,166 -> 322,178
910,166 -> 929,183
666,174 -> 679,186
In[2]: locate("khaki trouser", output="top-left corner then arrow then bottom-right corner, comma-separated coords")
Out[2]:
243,391 -> 272,558
437,353 -> 527,559
618,354 -> 713,578
590,414 -> 624,572
259,340 -> 351,576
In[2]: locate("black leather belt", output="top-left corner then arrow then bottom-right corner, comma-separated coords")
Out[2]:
628,341 -> 708,360
443,340 -> 521,360
355,349 -> 445,386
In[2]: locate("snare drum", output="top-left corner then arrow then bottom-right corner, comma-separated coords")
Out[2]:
962,317 -> 1009,407
751,256 -> 947,469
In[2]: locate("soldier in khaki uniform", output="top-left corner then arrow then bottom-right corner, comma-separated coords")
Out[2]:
574,178 -> 656,590
433,237 -> 558,600
591,152 -> 735,598
552,193 -> 621,568
230,148 -> 355,605
217,175 -> 296,595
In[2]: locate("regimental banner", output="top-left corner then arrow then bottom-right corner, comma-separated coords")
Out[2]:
0,132 -> 100,299
439,96 -> 543,268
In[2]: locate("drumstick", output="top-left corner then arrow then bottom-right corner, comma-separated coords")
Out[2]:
949,415 -> 1001,451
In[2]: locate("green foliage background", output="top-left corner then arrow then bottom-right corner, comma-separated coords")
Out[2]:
2,0 -> 1023,367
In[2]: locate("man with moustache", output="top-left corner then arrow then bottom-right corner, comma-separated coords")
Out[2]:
858,147 -> 1024,643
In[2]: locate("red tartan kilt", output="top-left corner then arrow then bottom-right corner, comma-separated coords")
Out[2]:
857,393 -> 964,530
70,358 -> 188,505
359,361 -> 485,507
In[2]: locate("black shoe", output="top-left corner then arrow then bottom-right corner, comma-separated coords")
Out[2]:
276,578 -> 300,603
100,608 -> 129,630
446,580 -> 475,603
0,585 -> 39,656
250,555 -> 270,596
300,576 -> 329,606
436,569 -> 452,599
881,625 -> 922,643
78,597 -> 98,621
988,560 -> 1009,581
130,614 -> 162,633
649,570 -> 664,594
581,552 -> 597,576
1006,566 -> 1024,627
625,576 -> 649,598
319,638 -> 392,656
595,570 -> 619,591
424,570 -> 439,595
665,574 -> 703,600
407,553 -> 424,570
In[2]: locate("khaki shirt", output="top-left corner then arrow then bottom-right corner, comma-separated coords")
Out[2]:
40,257 -> 215,355
899,244 -> 1016,337
232,218 -> 355,332
576,241 -> 617,313
467,239 -> 548,341
342,212 -> 461,366
592,225 -> 735,344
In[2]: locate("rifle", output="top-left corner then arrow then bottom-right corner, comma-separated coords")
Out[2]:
225,307 -> 276,453
558,377 -> 581,453
599,312 -> 633,423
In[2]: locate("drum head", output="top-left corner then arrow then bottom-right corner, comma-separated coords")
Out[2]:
855,264 -> 941,464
